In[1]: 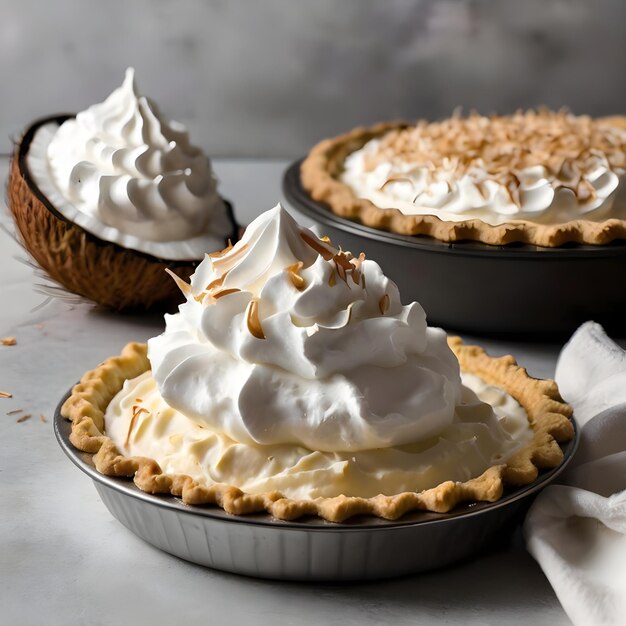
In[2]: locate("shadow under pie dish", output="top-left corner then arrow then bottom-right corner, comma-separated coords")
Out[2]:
57,207 -> 575,581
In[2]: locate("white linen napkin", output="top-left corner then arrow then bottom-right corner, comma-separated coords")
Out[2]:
524,321 -> 626,626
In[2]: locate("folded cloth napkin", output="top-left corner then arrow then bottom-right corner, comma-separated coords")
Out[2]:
524,321 -> 626,626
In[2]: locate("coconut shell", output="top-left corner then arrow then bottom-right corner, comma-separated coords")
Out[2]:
8,115 -> 238,312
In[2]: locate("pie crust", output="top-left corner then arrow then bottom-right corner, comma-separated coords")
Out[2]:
300,119 -> 626,247
61,340 -> 574,523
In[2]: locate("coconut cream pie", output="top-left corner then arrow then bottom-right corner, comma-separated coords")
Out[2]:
62,205 -> 573,522
9,67 -> 237,310
301,110 -> 626,246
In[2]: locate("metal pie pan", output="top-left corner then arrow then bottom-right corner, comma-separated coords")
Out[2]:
55,390 -> 578,582
283,159 -> 626,339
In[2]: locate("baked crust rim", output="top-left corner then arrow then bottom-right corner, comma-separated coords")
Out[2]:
300,120 -> 626,247
61,339 -> 574,523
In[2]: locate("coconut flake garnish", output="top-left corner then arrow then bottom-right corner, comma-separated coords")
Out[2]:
125,405 -> 149,448
165,268 -> 191,296
212,288 -> 241,300
246,299 -> 266,339
286,262 -> 306,290
371,109 -> 626,206
300,232 -> 368,288
379,294 -> 390,315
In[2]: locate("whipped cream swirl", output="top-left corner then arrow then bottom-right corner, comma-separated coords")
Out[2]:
148,204 -> 463,452
341,113 -> 626,226
41,67 -> 232,257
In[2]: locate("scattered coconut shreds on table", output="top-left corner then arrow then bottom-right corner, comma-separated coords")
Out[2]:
6,408 -> 23,416
0,391 -> 12,399
40,414 -> 47,423
0,337 -> 16,346
16,414 -> 31,423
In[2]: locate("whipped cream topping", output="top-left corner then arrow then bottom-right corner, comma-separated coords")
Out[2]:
30,67 -> 233,259
148,204 -> 463,452
105,369 -> 531,499
100,204 -> 534,498
341,111 -> 626,226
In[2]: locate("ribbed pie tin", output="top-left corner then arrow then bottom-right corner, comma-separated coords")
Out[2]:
55,391 -> 578,582
283,159 -> 626,338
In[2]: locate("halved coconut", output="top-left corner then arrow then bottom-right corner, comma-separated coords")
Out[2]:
9,115 -> 239,311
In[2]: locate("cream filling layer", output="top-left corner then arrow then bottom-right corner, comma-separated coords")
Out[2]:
104,370 -> 532,500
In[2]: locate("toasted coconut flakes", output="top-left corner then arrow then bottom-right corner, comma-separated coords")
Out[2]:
209,239 -> 234,259
336,262 -> 347,283
577,179 -> 597,201
300,232 -> 336,260
334,250 -> 354,271
210,243 -> 249,270
206,274 -> 227,292
125,416 -> 137,448
320,235 -> 332,243
350,252 -> 366,285
475,181 -> 489,200
374,109 -> 626,206
380,176 -> 414,190
165,268 -> 192,296
286,262 -> 305,290
0,337 -> 16,346
6,408 -> 23,416
246,300 -> 266,339
379,293 -> 390,315
213,288 -> 241,299
17,414 -> 31,423
0,391 -> 12,399
39,414 -> 47,423
125,406 -> 149,448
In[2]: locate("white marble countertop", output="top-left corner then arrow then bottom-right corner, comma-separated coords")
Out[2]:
0,157 -> 573,625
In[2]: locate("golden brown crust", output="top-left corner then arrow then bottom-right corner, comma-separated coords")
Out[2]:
62,340 -> 573,523
300,121 -> 626,247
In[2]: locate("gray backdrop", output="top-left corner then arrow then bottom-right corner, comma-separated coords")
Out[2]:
2,0 -> 625,157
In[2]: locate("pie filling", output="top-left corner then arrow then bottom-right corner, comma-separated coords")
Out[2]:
105,370 -> 532,500
340,110 -> 626,226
